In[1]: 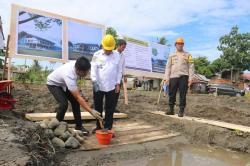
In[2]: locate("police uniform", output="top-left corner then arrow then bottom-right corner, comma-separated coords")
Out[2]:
165,51 -> 194,114
91,49 -> 122,130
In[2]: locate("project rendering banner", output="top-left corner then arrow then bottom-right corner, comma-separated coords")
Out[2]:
17,11 -> 63,59
150,42 -> 169,73
10,4 -> 104,62
123,37 -> 152,72
68,21 -> 103,61
123,36 -> 169,77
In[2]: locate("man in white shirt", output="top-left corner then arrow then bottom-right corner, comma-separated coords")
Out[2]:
91,35 -> 122,133
47,56 -> 102,136
114,39 -> 127,112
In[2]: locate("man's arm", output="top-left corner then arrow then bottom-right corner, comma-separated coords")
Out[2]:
116,55 -> 123,93
70,90 -> 92,112
90,55 -> 98,82
164,55 -> 172,85
188,54 -> 194,87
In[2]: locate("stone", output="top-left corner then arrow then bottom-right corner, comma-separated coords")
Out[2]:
65,137 -> 80,149
54,123 -> 67,137
52,137 -> 65,148
48,118 -> 60,129
45,129 -> 54,139
39,119 -> 49,129
16,156 -> 30,166
60,131 -> 72,141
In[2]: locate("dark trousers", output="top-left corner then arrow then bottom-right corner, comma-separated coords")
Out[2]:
168,75 -> 189,109
47,85 -> 82,129
93,89 -> 116,130
114,90 -> 120,109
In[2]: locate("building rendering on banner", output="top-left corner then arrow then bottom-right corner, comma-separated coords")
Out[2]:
72,43 -> 99,55
18,31 -> 55,50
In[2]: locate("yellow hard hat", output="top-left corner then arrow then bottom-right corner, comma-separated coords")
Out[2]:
102,34 -> 116,50
175,38 -> 184,44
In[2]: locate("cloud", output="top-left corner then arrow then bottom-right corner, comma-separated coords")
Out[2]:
142,30 -> 179,37
0,0 -> 250,61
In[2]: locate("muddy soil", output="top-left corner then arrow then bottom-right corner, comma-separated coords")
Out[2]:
0,83 -> 250,165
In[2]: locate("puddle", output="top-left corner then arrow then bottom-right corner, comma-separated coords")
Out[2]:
104,144 -> 250,166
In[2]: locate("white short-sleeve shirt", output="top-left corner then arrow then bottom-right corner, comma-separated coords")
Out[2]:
47,61 -> 78,91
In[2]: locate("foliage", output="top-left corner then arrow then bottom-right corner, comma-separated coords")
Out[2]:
217,26 -> 250,71
158,37 -> 168,45
193,56 -> 214,78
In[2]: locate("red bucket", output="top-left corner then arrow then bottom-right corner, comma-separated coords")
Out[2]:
95,130 -> 113,145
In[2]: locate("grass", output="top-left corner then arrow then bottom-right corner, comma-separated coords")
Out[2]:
18,47 -> 62,59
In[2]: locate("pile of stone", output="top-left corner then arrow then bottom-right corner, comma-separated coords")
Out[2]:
38,118 -> 84,149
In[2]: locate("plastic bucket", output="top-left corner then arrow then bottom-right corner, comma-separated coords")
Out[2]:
95,130 -> 113,145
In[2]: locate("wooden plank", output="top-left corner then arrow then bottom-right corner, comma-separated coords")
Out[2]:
25,112 -> 128,121
149,111 -> 250,133
81,130 -> 179,150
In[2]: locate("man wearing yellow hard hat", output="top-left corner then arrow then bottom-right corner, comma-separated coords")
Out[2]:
164,37 -> 194,117
90,34 -> 123,134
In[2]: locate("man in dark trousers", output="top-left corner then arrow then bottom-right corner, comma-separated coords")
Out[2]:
114,39 -> 127,113
91,34 -> 122,133
164,38 -> 194,117
47,56 -> 103,136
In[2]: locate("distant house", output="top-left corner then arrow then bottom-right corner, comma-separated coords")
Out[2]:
240,73 -> 250,90
18,31 -> 55,50
73,43 -> 99,55
191,74 -> 210,93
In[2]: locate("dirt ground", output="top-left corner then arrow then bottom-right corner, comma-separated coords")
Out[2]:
1,82 -> 250,165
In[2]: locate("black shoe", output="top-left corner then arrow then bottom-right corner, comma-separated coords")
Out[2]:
178,109 -> 185,117
92,127 -> 101,134
166,107 -> 174,115
74,127 -> 89,136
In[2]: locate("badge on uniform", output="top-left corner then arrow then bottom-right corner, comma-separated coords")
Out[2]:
188,54 -> 194,63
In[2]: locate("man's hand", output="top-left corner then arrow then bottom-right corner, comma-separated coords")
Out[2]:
124,76 -> 127,83
188,80 -> 192,87
89,109 -> 103,121
93,81 -> 100,92
165,80 -> 169,85
115,84 -> 120,93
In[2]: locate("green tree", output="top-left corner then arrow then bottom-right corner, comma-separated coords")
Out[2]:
209,58 -> 231,74
30,60 -> 42,72
193,56 -> 214,78
217,26 -> 250,71
158,37 -> 168,45
105,27 -> 118,40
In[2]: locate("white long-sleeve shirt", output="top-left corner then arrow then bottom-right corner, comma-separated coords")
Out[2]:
119,51 -> 126,76
91,49 -> 122,92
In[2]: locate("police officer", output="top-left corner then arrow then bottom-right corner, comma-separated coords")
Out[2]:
164,38 -> 194,117
91,34 -> 122,133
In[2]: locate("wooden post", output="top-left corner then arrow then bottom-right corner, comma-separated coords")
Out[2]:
123,79 -> 128,105
157,80 -> 164,104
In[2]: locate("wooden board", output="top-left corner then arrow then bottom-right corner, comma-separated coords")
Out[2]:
79,121 -> 180,150
149,111 -> 250,133
25,112 -> 128,121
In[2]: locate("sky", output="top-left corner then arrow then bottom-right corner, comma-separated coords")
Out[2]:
68,21 -> 102,44
0,0 -> 250,66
